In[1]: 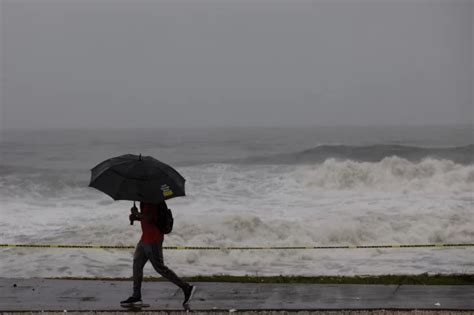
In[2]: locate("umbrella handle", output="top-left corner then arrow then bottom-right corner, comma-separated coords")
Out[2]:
130,201 -> 138,225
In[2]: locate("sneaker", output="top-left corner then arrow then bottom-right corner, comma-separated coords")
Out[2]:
120,296 -> 143,306
182,285 -> 196,307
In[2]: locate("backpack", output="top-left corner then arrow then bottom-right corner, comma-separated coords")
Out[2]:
156,206 -> 174,234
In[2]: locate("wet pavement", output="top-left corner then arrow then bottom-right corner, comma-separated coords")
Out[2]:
1,278 -> 473,311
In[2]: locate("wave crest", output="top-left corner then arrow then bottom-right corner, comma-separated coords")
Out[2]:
299,157 -> 474,191
243,144 -> 474,165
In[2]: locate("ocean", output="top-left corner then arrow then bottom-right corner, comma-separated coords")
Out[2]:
1,126 -> 473,278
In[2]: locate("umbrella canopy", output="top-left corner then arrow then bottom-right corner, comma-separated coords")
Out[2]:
89,154 -> 185,203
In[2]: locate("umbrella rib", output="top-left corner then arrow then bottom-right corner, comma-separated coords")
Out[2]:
114,171 -> 148,201
90,159 -> 136,182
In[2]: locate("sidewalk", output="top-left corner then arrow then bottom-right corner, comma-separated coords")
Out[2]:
1,278 -> 473,311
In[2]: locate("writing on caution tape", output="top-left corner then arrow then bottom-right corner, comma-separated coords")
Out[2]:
0,243 -> 473,250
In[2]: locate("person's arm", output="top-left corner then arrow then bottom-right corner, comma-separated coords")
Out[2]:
131,202 -> 156,224
136,211 -> 154,223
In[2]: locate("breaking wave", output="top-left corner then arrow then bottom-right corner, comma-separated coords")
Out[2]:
297,157 -> 474,191
1,156 -> 473,202
243,144 -> 474,165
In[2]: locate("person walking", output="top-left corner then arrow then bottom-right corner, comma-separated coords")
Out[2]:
120,200 -> 196,308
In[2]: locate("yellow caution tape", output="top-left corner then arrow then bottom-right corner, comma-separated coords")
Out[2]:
0,243 -> 473,250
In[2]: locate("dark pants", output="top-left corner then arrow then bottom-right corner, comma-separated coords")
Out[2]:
132,240 -> 188,298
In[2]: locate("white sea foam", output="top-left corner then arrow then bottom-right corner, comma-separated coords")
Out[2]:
1,156 -> 473,277
297,157 -> 474,192
2,127 -> 473,277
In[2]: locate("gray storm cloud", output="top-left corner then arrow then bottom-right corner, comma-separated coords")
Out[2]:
1,0 -> 472,129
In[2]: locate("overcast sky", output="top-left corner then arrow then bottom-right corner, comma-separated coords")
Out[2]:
1,0 -> 472,129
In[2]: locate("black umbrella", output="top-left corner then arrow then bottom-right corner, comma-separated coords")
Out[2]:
89,154 -> 185,203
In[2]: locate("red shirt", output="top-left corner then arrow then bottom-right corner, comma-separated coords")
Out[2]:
139,202 -> 164,244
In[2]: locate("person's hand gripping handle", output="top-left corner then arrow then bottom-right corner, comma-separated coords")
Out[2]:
130,201 -> 139,225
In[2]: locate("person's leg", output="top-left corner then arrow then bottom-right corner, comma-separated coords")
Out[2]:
145,241 -> 189,290
132,242 -> 148,298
